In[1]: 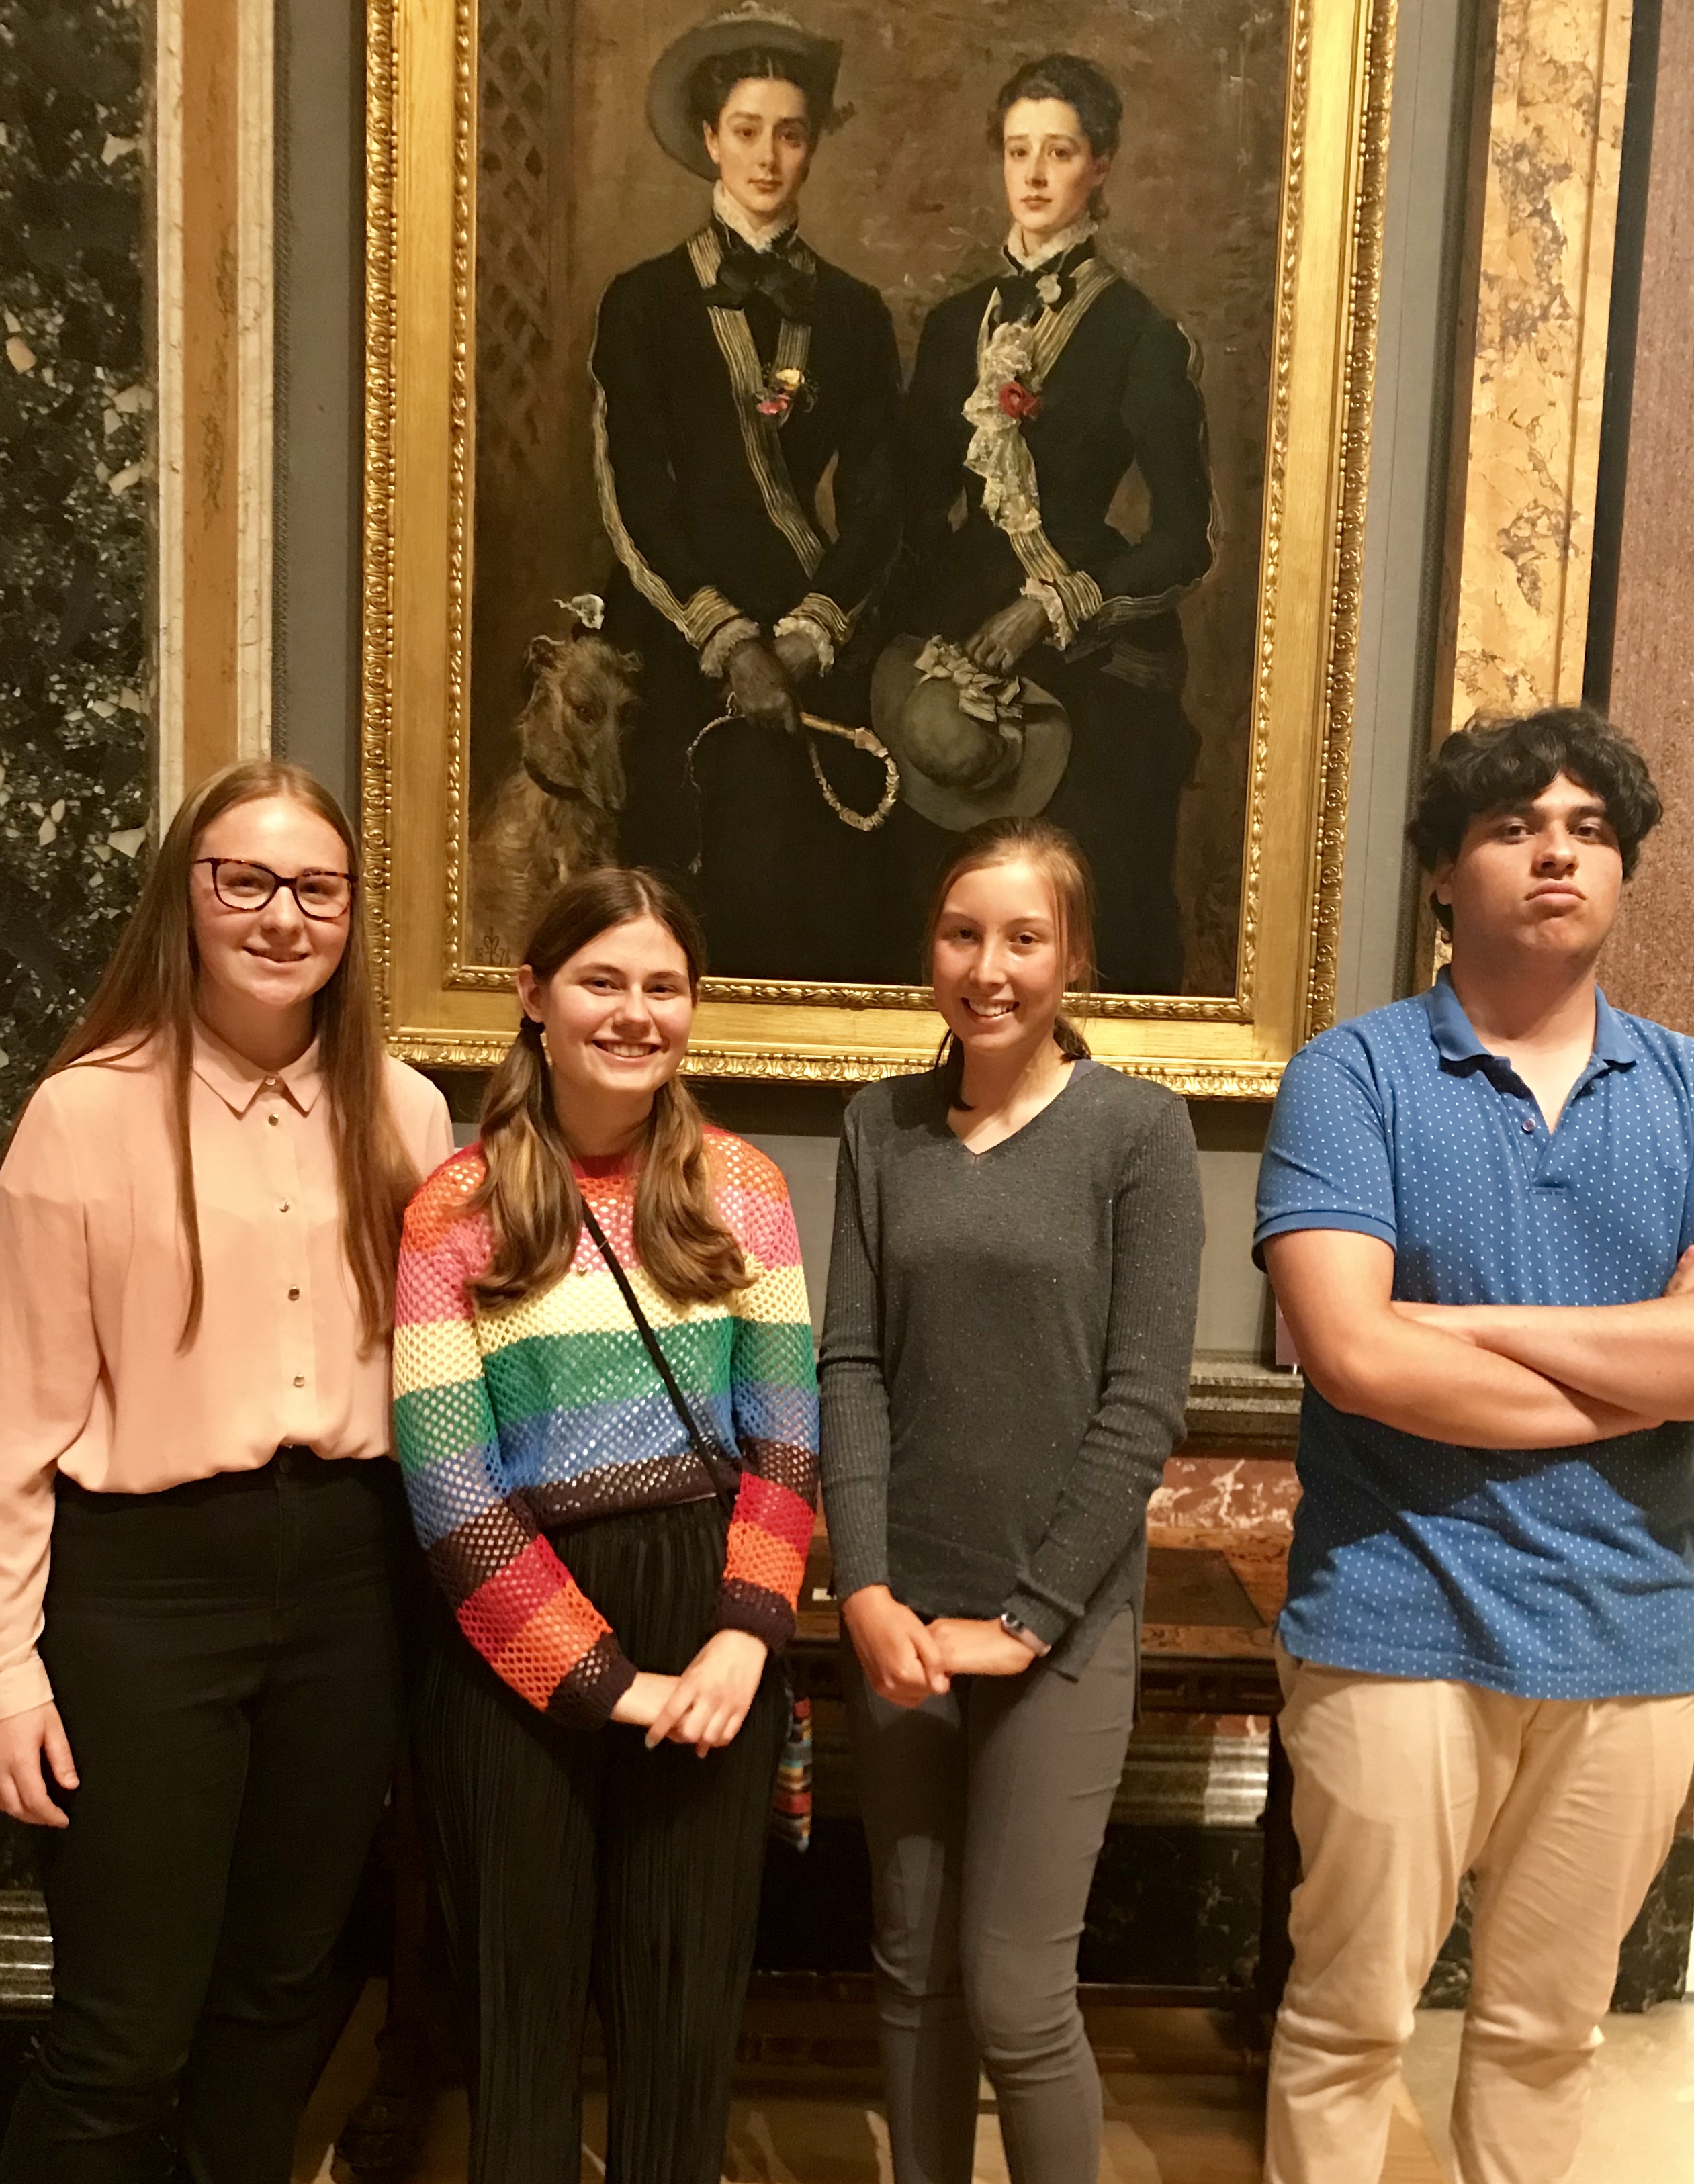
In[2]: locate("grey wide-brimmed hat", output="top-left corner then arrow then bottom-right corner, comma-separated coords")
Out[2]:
646,7 -> 842,181
871,636 -> 1072,833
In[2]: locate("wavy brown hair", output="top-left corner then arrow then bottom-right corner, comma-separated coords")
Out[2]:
1408,705 -> 1661,934
41,759 -> 419,1349
470,868 -> 749,1309
924,816 -> 1098,1109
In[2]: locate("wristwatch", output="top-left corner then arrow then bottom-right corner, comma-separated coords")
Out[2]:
999,1610 -> 1051,1658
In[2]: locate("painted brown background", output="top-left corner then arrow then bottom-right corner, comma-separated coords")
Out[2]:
470,0 -> 1289,993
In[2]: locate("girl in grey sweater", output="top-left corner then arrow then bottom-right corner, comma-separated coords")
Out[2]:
819,817 -> 1203,2184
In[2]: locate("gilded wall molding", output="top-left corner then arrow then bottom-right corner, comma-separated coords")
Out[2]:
152,0 -> 274,821
386,1021 -> 1289,1101
365,0 -> 1397,1093
154,0 -> 186,821
360,0 -> 402,1020
1304,0 -> 1397,1042
234,0 -> 275,770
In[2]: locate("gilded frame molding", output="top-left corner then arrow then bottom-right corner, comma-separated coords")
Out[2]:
363,0 -> 1397,1094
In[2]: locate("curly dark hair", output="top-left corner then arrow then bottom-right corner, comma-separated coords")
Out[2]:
988,53 -> 1123,159
1408,707 -> 1662,934
686,45 -> 833,140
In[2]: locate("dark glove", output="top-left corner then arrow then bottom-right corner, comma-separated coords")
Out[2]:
772,627 -> 824,687
962,595 -> 1053,674
724,637 -> 801,736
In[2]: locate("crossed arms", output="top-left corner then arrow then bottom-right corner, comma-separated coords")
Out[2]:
1263,1228 -> 1694,1447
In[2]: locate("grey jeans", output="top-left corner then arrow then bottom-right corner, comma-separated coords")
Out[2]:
844,1611 -> 1139,2184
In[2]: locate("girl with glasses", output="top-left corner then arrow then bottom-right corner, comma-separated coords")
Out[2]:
0,760 -> 453,2183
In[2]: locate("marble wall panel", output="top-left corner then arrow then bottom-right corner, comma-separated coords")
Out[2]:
0,0 -> 151,1130
1595,0 -> 1694,1034
1447,0 -> 1633,727
1151,1452 -> 1300,1536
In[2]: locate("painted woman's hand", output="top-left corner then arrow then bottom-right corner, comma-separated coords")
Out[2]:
724,637 -> 800,735
962,596 -> 1051,674
0,1702 -> 77,1827
647,1629 -> 768,1756
928,1617 -> 1036,1678
841,1585 -> 950,1708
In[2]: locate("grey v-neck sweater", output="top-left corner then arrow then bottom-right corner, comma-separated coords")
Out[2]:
818,1059 -> 1204,1675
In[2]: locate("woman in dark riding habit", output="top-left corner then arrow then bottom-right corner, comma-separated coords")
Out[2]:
592,7 -> 906,981
895,53 -> 1216,995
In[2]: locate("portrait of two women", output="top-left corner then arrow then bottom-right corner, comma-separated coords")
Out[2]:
467,2 -> 1288,1000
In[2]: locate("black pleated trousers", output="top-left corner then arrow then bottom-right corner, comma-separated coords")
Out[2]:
0,1449 -> 407,2184
413,1498 -> 785,2184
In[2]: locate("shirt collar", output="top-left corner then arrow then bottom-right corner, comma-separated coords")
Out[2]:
1590,987 -> 1642,1066
191,1020 -> 324,1117
711,181 -> 798,255
1424,968 -> 1640,1075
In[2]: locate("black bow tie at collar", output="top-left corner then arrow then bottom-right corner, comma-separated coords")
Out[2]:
995,237 -> 1096,326
703,225 -> 817,322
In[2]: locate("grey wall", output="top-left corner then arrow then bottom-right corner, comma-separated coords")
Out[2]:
272,0 -> 364,807
1337,0 -> 1483,1024
287,0 -> 1482,1357
1189,0 -> 1485,1363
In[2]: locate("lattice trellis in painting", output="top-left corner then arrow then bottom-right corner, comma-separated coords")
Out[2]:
476,0 -> 555,503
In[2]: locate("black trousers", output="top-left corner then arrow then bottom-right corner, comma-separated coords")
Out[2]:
413,1498 -> 785,2184
0,1450 -> 407,2184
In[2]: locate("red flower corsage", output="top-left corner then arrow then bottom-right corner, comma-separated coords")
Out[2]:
757,365 -> 810,419
997,378 -> 1042,420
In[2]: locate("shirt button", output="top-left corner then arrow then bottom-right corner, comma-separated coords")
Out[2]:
279,1201 -> 290,1212
263,1076 -> 279,1089
292,1374 -> 305,1389
287,1287 -> 300,1302
1521,1118 -> 1535,1134
267,1113 -> 280,1127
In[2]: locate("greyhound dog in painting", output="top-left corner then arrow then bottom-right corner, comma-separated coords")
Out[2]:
469,598 -> 640,963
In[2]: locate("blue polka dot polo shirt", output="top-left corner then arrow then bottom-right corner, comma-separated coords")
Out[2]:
1255,970 -> 1694,1700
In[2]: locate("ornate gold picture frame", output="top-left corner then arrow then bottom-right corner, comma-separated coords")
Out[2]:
363,0 -> 1394,1093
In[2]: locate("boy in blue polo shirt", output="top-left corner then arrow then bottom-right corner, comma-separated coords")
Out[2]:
1255,708 -> 1694,2184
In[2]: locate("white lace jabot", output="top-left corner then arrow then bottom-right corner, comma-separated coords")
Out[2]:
1004,216 -> 1097,271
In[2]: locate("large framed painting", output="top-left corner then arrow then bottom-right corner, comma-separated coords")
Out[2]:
363,0 -> 1394,1093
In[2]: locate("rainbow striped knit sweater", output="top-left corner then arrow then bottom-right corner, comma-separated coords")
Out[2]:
394,1131 -> 819,1729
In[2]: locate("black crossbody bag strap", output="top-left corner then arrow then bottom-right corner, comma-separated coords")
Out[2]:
577,1197 -> 742,1515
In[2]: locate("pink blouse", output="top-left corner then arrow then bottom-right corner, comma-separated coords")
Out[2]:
0,1028 -> 455,1718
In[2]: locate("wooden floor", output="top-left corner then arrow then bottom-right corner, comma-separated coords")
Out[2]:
294,1987 -> 1451,2183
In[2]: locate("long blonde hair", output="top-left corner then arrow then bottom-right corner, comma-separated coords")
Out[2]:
924,815 -> 1098,1109
471,868 -> 749,1309
41,759 -> 418,1349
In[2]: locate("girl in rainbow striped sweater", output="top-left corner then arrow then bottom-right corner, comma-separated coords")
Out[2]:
393,868 -> 817,2184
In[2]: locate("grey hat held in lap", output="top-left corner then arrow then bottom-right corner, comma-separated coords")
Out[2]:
871,635 -> 1073,832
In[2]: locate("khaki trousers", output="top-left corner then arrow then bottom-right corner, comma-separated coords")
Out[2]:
1263,1653 -> 1694,2184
